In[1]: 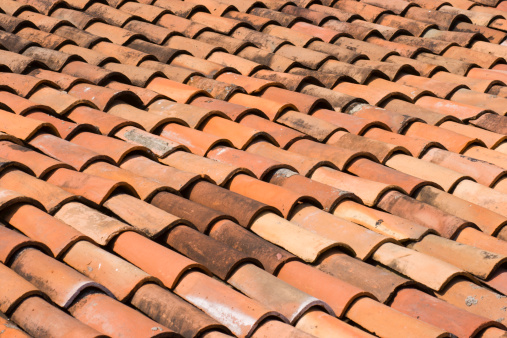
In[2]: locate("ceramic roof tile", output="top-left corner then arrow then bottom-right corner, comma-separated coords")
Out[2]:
3,0 -> 507,335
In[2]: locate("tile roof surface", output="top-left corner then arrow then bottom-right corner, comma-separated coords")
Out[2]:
0,0 -> 507,336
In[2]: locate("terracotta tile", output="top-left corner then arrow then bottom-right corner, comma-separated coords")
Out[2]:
253,70 -> 321,92
345,103 -> 418,133
0,49 -> 42,73
196,32 -> 253,56
16,27 -> 70,50
246,141 -> 334,176
156,13 -> 210,38
391,288 -> 499,337
28,68 -> 88,92
346,297 -> 449,337
230,173 -> 323,217
386,154 -> 472,192
472,40 -> 507,59
0,110 -> 58,141
453,21 -> 506,44
59,44 -> 116,65
201,116 -> 275,149
145,78 -> 208,104
0,91 -> 51,116
456,227 -> 507,257
0,169 -> 76,213
0,141 -> 69,178
413,234 -> 506,279
153,0 -> 206,17
108,103 -> 181,133
209,220 -> 295,275
185,180 -> 276,228
191,12 -> 250,34
230,28 -> 289,55
132,283 -> 226,337
84,161 -> 168,200
0,310 -> 31,337
50,7 -> 101,29
384,100 -> 459,127
207,146 -> 291,180
101,63 -> 159,87
269,169 -> 357,211
92,41 -> 156,66
436,279 -> 507,327
422,147 -> 506,186
165,35 -> 225,60
463,146 -> 507,170
291,204 -> 389,260
11,247 -> 110,308
224,12 -> 276,31
443,46 -> 502,69
469,113 -> 507,135
404,122 -> 482,153
23,47 -> 81,73
68,83 -> 143,111
174,271 -> 282,337
378,190 -> 472,239
250,7 -> 308,27
312,109 -> 388,135
120,154 -> 199,191
334,82 -> 410,107
11,296 -> 103,338
160,124 -> 232,156
453,180 -> 507,219
55,25 -> 106,48
334,200 -> 430,241
296,310 -> 375,338
228,93 -> 294,121
347,158 -> 434,195
191,96 -> 262,121
373,243 -> 466,291
0,13 -> 34,33
107,81 -> 166,107
329,131 -> 409,163
54,201 -> 133,245
26,111 -> 97,140
119,1 -> 170,22
167,54 -> 232,79
4,204 -> 87,258
30,86 -> 95,115
0,224 -> 51,265
0,29 -> 38,54
64,240 -> 158,301
416,185 -> 507,236
186,77 -> 245,101
66,106 -> 137,136
449,88 -> 507,116
69,292 -> 174,337
29,134 -> 113,171
250,211 -> 342,262
252,320 -> 314,338
433,69 -> 500,93
151,191 -> 234,233
244,115 -> 307,148
228,263 -> 333,323
104,193 -> 187,237
276,110 -> 344,142
311,166 -> 400,206
161,150 -> 249,186
216,72 -> 281,95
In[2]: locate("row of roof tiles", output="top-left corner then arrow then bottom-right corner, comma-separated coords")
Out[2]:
0,0 -> 507,337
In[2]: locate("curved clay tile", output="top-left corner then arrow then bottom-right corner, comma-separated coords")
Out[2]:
345,297 -> 450,337
296,310 -> 376,337
453,179 -> 507,218
185,180 -> 279,227
201,116 -> 278,149
0,13 -> 37,33
68,292 -> 175,336
291,206 -> 391,260
377,191 -> 472,239
174,271 -> 285,337
442,120 -> 506,149
208,146 -> 293,180
161,150 -> 252,186
372,243 -> 472,292
0,224 -> 52,266
131,283 -> 228,337
26,111 -> 97,139
45,167 -> 137,205
228,263 -> 335,324
4,203 -> 90,258
391,288 -> 502,338
333,200 -> 432,242
254,69 -> 321,91
469,112 -> 507,135
11,247 -> 113,308
0,169 -> 78,213
166,225 -> 262,279
11,296 -> 104,337
312,109 -> 388,135
310,166 -> 403,206
186,77 -> 245,101
0,262 -> 46,314
317,252 -> 411,303
246,141 -> 334,176
63,240 -> 161,301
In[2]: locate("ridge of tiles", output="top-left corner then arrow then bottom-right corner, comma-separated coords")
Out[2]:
0,0 -> 507,337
